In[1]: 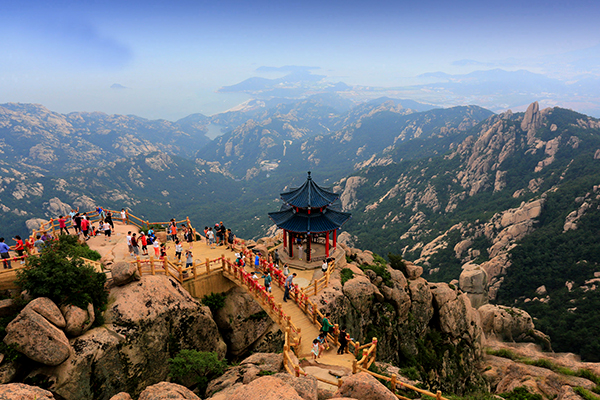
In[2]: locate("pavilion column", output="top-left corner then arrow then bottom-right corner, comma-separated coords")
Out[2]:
326,231 -> 330,257
283,230 -> 287,250
333,229 -> 337,248
307,234 -> 311,262
289,232 -> 294,258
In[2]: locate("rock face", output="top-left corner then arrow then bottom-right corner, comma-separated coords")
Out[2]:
24,275 -> 226,400
0,383 -> 56,399
459,264 -> 488,309
206,353 -> 284,397
213,287 -> 283,357
138,382 -> 200,400
478,304 -> 536,342
61,303 -> 95,337
333,372 -> 396,400
485,355 -> 596,399
111,261 -> 141,286
315,250 -> 484,393
4,300 -> 71,366
208,375 -> 307,400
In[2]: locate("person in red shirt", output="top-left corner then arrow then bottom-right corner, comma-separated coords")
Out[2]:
12,235 -> 24,264
58,215 -> 70,235
140,232 -> 148,255
80,215 -> 90,240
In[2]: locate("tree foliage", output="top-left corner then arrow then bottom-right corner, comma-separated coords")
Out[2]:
168,350 -> 227,395
16,235 -> 107,319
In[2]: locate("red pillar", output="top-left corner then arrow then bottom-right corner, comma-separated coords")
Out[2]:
283,230 -> 287,250
326,231 -> 330,257
289,232 -> 294,258
333,229 -> 337,248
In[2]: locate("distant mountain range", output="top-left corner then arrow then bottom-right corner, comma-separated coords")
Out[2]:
218,68 -> 600,118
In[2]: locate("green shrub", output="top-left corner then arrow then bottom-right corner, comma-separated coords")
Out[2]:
361,263 -> 393,287
388,253 -> 406,274
202,292 -> 227,314
400,366 -> 420,380
573,387 -> 600,400
17,237 -> 108,322
52,234 -> 101,261
168,350 -> 227,395
485,348 -> 519,360
500,387 -> 543,400
340,268 -> 354,286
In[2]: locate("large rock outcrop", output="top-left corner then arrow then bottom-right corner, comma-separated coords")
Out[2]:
23,275 -> 226,400
213,287 -> 283,357
4,298 -> 71,366
313,252 -> 485,393
333,372 -> 396,400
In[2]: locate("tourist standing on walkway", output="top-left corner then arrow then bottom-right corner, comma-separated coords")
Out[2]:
298,243 -> 303,261
80,214 -> 90,239
34,235 -> 44,253
227,229 -> 234,249
175,240 -> 182,261
73,213 -> 82,234
126,231 -> 133,256
121,209 -> 127,224
185,250 -> 193,270
321,313 -> 333,350
283,263 -> 289,277
273,249 -> 280,266
58,215 -> 70,235
140,232 -> 148,255
0,238 -> 11,269
207,228 -> 215,249
312,339 -> 320,360
169,219 -> 177,242
219,222 -> 226,246
283,272 -> 296,302
131,233 -> 140,256
102,221 -> 111,242
338,326 -> 349,355
153,238 -> 160,257
12,236 -> 24,263
105,211 -> 114,230
263,271 -> 272,293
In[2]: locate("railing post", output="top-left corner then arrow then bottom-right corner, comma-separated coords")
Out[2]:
294,365 -> 300,377
391,374 -> 397,392
355,342 -> 360,358
337,378 -> 343,389
352,360 -> 358,374
136,256 -> 142,276
205,258 -> 210,274
193,260 -> 197,279
437,391 -> 442,400
313,280 -> 318,296
178,265 -> 183,283
221,254 -> 225,270
163,257 -> 168,275
333,324 -> 339,346
150,256 -> 155,275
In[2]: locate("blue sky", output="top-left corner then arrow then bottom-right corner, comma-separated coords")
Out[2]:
1,0 -> 599,120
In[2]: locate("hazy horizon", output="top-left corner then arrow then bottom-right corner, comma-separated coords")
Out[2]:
1,0 -> 599,120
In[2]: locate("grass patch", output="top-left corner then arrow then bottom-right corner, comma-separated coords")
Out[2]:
485,348 -> 519,360
340,268 -> 354,286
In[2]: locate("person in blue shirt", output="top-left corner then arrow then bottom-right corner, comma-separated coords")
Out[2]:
0,238 -> 11,269
283,273 -> 296,302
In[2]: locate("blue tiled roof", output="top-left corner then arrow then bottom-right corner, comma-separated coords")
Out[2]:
268,207 -> 351,233
280,172 -> 339,208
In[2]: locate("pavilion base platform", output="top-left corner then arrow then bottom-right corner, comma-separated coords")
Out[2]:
278,244 -> 345,270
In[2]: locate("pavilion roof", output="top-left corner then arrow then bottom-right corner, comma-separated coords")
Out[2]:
268,206 -> 351,234
280,172 -> 339,209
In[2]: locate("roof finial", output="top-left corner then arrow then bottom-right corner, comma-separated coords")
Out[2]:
307,171 -> 311,180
